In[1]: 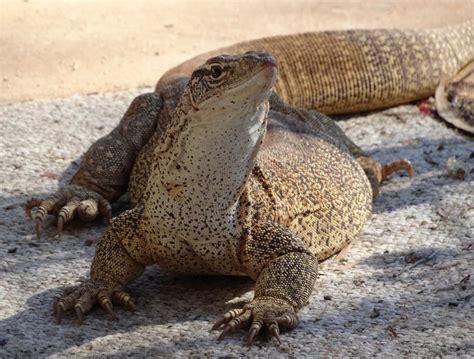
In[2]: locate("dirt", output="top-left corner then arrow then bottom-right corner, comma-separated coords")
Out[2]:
1,0 -> 472,103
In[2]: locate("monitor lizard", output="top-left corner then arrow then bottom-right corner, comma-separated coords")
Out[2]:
42,52 -> 413,344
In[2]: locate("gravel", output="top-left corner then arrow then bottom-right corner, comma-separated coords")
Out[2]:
1,89 -> 473,357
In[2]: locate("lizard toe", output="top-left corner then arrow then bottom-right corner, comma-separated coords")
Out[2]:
26,185 -> 111,238
215,297 -> 298,345
216,309 -> 252,340
53,281 -> 135,324
111,290 -> 137,312
381,158 -> 414,180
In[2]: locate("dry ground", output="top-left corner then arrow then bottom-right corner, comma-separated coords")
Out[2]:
1,0 -> 473,103
0,0 -> 473,357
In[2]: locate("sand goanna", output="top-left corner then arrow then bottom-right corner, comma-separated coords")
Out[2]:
23,22 -> 473,343
29,51 -> 413,344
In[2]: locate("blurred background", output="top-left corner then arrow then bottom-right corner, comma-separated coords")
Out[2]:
1,0 -> 472,104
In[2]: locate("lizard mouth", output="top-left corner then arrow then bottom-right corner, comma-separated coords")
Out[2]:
253,59 -> 278,92
259,54 -> 277,69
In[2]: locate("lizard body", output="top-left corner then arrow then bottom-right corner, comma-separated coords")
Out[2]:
51,53 -> 375,343
23,22 -> 471,342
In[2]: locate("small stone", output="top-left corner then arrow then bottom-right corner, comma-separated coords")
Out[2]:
278,342 -> 291,353
445,156 -> 467,180
0,336 -> 8,346
84,239 -> 94,246
460,275 -> 470,290
323,295 -> 332,301
370,308 -> 381,318
405,252 -> 420,263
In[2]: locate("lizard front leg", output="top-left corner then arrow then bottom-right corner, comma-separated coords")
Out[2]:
215,222 -> 318,344
25,92 -> 162,238
53,208 -> 153,323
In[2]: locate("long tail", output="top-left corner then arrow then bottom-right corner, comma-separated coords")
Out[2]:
158,21 -> 473,114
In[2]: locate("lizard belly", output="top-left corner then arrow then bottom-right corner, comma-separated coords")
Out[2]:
247,124 -> 373,262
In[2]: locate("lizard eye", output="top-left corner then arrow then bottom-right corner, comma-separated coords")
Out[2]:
210,65 -> 223,79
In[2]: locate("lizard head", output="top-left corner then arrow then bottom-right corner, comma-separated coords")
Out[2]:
187,51 -> 278,111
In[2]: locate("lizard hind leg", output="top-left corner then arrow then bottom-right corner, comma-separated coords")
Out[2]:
53,208 -> 151,324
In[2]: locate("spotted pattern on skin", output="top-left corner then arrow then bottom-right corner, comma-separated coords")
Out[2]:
128,78 -> 188,206
72,92 -> 162,201
244,112 -> 372,265
134,53 -> 276,275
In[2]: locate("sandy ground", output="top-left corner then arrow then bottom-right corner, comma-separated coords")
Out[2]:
1,0 -> 473,357
1,90 -> 473,357
1,0 -> 473,103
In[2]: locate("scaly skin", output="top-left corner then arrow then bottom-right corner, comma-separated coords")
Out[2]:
159,21 -> 474,114
50,52 -> 406,344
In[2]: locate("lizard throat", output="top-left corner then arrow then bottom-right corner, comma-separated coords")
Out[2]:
144,99 -> 269,239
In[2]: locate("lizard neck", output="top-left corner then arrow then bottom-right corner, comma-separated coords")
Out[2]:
144,92 -> 268,240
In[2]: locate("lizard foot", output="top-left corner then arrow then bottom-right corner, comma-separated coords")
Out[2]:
212,296 -> 298,345
357,156 -> 414,197
25,185 -> 112,239
53,280 -> 136,324
381,159 -> 414,181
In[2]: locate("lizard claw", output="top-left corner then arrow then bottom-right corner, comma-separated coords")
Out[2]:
102,300 -> 118,321
57,216 -> 64,236
112,290 -> 137,312
75,306 -> 85,325
215,297 -> 298,345
53,281 -> 135,324
25,198 -> 42,219
25,185 -> 111,238
265,318 -> 281,345
55,305 -> 64,324
35,218 -> 43,239
217,325 -> 233,341
246,326 -> 260,345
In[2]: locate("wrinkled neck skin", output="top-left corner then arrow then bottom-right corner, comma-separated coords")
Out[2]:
144,88 -> 269,240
